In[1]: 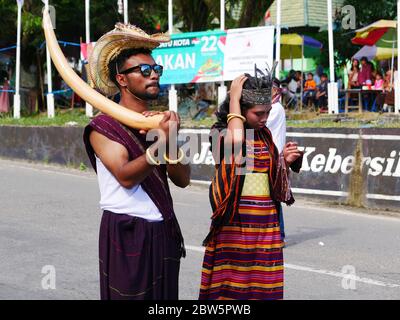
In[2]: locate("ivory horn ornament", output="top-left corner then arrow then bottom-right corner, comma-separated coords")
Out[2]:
42,10 -> 164,130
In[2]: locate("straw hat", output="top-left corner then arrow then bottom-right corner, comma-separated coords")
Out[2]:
88,23 -> 170,96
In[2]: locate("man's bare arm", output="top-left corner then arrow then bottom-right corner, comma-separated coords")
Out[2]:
89,130 -> 156,189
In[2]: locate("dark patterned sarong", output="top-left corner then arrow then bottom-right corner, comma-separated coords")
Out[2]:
99,211 -> 181,300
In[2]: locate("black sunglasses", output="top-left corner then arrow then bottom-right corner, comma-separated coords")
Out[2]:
119,64 -> 163,77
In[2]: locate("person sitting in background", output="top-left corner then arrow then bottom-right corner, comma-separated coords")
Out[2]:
375,70 -> 394,112
315,73 -> 328,111
313,65 -> 323,86
378,69 -> 396,112
372,72 -> 384,90
193,82 -> 215,120
348,59 -> 360,88
369,61 -> 376,84
281,70 -> 298,108
281,69 -> 296,85
0,70 -> 10,113
295,71 -> 303,93
302,72 -> 316,106
359,57 -> 374,109
286,77 -> 299,108
358,57 -> 372,86
376,70 -> 390,111
336,75 -> 344,91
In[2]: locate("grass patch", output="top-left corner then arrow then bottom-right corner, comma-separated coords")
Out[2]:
0,108 -> 90,127
79,162 -> 87,171
286,111 -> 400,128
181,117 -> 215,128
0,108 -> 399,128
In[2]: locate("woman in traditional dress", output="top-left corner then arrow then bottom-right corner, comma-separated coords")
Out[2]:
199,66 -> 303,300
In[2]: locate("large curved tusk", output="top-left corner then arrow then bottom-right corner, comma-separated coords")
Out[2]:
42,10 -> 164,130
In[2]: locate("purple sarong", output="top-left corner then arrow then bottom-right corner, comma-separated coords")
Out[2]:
99,211 -> 181,300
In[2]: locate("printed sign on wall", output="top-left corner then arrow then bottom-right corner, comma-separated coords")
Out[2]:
177,128 -> 400,210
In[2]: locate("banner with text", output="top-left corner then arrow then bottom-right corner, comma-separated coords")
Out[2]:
152,26 -> 275,85
223,26 -> 275,81
152,30 -> 226,85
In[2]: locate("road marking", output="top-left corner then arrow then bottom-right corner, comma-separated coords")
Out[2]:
190,182 -> 400,202
186,245 -> 206,253
289,204 -> 400,222
291,189 -> 400,202
284,264 -> 400,288
175,202 -> 195,207
191,181 -> 400,203
185,245 -> 400,289
291,187 -> 348,197
0,162 -> 95,180
190,179 -> 211,186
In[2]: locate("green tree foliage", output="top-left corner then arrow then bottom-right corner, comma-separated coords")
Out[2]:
0,0 -> 18,46
2,0 -> 396,79
237,0 -> 273,28
174,0 -> 273,32
347,0 -> 396,26
310,0 -> 397,70
175,0 -> 213,32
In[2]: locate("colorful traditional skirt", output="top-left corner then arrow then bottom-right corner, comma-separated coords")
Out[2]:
199,138 -> 284,300
99,211 -> 181,300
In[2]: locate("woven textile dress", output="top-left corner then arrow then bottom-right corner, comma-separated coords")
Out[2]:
199,131 -> 284,300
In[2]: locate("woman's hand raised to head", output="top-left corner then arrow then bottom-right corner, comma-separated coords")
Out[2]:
226,75 -> 247,148
230,74 -> 248,105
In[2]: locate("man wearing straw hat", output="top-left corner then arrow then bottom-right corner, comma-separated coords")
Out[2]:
83,23 -> 190,300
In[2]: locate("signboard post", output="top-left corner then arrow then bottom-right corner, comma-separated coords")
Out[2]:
123,0 -> 128,24
167,0 -> 177,112
274,0 -> 282,79
218,0 -> 227,108
327,0 -> 339,114
85,0 -> 93,117
42,0 -> 55,118
396,0 -> 400,114
13,0 -> 24,119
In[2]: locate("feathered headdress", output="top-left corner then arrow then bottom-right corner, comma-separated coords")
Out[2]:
241,61 -> 278,105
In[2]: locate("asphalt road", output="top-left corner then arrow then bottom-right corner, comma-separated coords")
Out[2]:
0,158 -> 399,300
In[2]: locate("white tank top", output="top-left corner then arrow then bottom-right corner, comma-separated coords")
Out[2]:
95,156 -> 163,221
